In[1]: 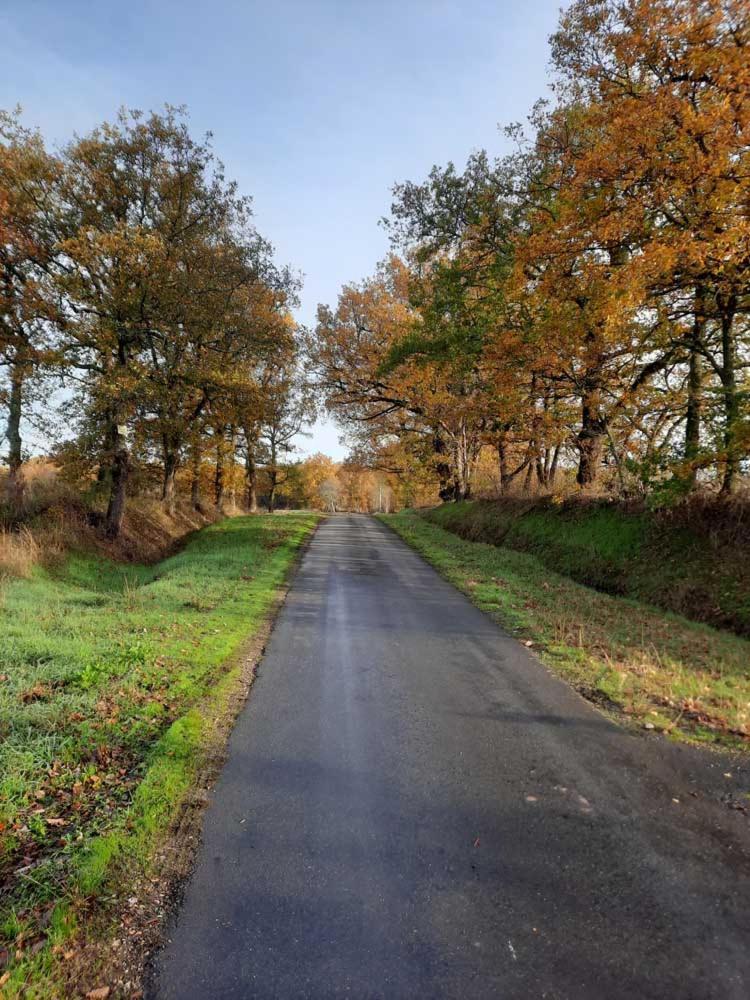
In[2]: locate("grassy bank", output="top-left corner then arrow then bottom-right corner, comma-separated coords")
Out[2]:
0,512 -> 319,997
0,468 -> 231,577
424,497 -> 750,637
381,510 -> 750,750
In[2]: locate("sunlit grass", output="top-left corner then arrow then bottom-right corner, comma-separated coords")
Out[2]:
425,498 -> 750,637
381,510 -> 750,750
0,512 -> 319,996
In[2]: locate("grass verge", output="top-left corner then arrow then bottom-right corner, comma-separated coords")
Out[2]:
425,497 -> 750,637
380,510 -> 750,751
0,512 -> 320,997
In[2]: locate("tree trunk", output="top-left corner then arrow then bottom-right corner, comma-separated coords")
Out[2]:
161,446 -> 179,516
497,433 -> 530,495
684,349 -> 702,483
528,378 -> 543,491
226,426 -> 237,509
524,456 -> 534,493
719,299 -> 739,496
455,433 -> 467,501
214,434 -> 226,509
535,453 -> 546,489
245,444 -> 258,512
105,423 -> 129,539
498,438 -> 509,494
452,452 -> 467,501
576,385 -> 606,488
5,356 -> 25,503
433,433 -> 455,501
606,427 -> 628,495
452,472 -> 465,501
452,426 -> 477,501
267,436 -> 278,513
548,444 -> 560,488
190,441 -> 202,509
537,445 -> 558,491
684,286 -> 706,489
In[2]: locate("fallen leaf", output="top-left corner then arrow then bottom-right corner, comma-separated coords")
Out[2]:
86,988 -> 110,999
20,683 -> 52,703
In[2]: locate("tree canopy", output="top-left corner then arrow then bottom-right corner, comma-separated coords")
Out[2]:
313,0 -> 750,502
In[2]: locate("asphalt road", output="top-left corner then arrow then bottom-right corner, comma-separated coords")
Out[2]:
151,514 -> 749,1000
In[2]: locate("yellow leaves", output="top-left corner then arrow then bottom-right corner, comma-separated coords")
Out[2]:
59,226 -> 170,292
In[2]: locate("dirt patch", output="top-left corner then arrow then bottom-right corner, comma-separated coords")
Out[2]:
96,500 -> 227,566
0,492 -> 234,581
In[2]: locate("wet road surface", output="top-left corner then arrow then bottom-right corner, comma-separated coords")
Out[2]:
151,514 -> 749,999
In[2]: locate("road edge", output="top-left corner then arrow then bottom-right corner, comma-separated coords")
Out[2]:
61,515 -> 324,1000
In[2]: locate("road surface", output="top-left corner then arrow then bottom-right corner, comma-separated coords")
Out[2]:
151,514 -> 749,999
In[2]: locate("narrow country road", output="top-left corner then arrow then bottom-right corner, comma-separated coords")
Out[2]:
151,515 -> 749,1000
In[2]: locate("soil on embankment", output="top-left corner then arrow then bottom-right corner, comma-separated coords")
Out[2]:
424,495 -> 750,638
1,459 -> 233,575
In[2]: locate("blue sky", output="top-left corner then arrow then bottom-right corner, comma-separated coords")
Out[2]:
1,0 -> 565,458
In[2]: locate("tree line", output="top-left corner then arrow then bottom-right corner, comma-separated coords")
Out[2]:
257,452 -> 400,513
1,106 -> 309,536
310,0 -> 750,503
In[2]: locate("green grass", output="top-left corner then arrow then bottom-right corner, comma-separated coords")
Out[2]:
381,510 -> 750,750
425,498 -> 750,636
0,512 -> 320,996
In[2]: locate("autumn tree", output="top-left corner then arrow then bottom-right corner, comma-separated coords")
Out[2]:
367,0 -> 749,497
294,452 -> 341,509
546,0 -> 750,491
311,257 -> 493,500
55,109 -> 212,533
145,249 -> 295,514
0,111 -> 62,495
52,107 -> 295,532
387,154 -> 568,494
257,361 -> 315,512
221,308 -> 299,513
337,460 -> 375,512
